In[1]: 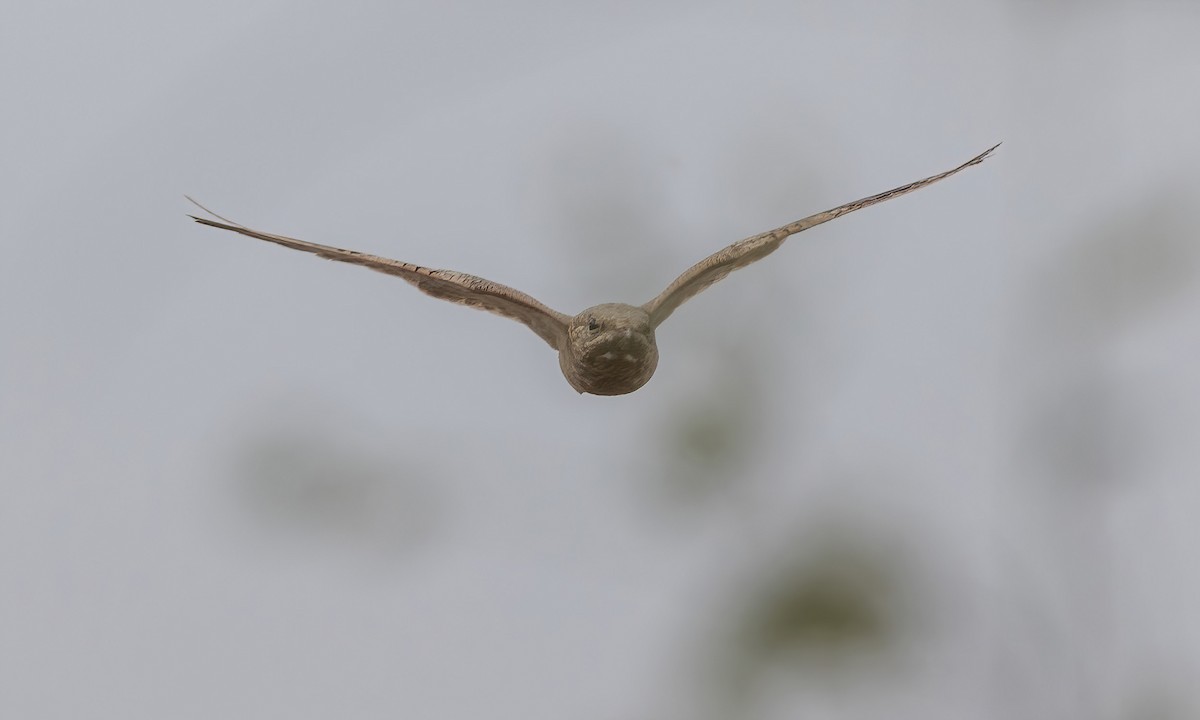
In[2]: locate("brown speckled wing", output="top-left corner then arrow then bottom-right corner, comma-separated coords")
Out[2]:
187,201 -> 571,349
642,143 -> 1000,327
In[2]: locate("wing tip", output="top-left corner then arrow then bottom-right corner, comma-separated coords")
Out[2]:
188,214 -> 224,229
184,196 -> 246,229
968,141 -> 1003,167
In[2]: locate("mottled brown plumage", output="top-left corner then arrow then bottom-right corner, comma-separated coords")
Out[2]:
188,143 -> 997,395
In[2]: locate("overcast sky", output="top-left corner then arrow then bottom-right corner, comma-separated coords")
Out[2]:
3,1 -> 1199,718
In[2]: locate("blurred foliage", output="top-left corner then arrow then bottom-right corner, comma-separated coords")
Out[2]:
645,335 -> 769,511
734,531 -> 900,665
740,547 -> 893,662
234,426 -> 440,555
1004,187 -> 1200,717
1021,191 -> 1197,491
700,524 -> 911,719
1030,191 -> 1196,344
661,523 -> 914,720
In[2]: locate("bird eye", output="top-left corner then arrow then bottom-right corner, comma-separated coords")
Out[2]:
587,317 -> 600,332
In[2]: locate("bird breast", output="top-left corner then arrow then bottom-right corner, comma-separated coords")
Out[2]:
559,332 -> 659,396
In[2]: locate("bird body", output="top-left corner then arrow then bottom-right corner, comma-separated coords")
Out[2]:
188,143 -> 997,396
560,304 -> 658,395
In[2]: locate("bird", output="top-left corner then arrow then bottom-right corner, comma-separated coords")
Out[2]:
188,143 -> 998,396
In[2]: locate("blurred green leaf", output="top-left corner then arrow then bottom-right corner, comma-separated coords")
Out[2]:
650,338 -> 767,508
738,536 -> 897,663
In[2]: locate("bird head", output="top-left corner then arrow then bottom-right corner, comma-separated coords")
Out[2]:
565,303 -> 655,361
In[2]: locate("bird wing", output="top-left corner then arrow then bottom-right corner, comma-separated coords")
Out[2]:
187,199 -> 571,349
641,143 -> 999,327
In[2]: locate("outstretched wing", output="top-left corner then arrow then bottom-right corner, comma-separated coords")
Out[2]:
642,143 -> 1000,327
187,199 -> 571,349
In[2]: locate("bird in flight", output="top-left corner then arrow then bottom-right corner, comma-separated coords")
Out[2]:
189,143 -> 998,396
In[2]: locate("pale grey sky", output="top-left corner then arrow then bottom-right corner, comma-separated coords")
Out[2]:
3,1 -> 1198,718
